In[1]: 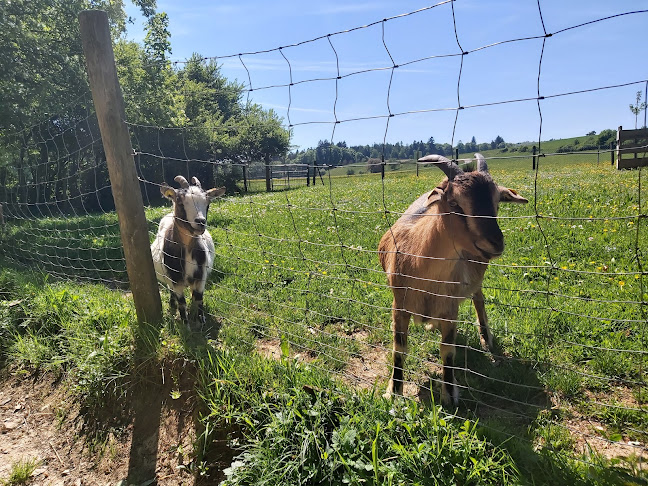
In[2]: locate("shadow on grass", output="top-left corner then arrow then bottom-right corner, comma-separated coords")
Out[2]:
75,314 -> 232,485
412,334 -> 648,485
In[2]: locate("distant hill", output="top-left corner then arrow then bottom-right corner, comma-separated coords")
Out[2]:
319,129 -> 617,177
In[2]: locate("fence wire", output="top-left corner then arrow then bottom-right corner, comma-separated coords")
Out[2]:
0,0 -> 646,472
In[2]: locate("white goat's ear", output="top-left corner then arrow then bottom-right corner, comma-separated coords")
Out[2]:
499,186 -> 528,204
205,187 -> 226,200
161,184 -> 177,201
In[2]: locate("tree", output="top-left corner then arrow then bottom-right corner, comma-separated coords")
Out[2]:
491,135 -> 504,149
427,136 -> 436,154
0,0 -> 156,211
629,91 -> 647,129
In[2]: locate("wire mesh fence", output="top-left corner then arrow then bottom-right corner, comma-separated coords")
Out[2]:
0,0 -> 646,469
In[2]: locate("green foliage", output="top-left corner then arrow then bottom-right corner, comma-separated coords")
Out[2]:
0,0 -> 137,132
0,457 -> 40,486
0,270 -> 136,402
629,91 -> 647,129
0,1 -> 291,215
197,350 -> 517,486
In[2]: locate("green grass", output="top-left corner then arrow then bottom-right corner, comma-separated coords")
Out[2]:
0,145 -> 647,483
1,458 -> 40,486
198,349 -> 518,486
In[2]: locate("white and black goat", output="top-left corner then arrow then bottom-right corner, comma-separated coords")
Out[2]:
378,153 -> 527,406
151,176 -> 225,325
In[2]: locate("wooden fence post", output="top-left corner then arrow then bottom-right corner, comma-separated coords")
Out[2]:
532,146 -> 536,170
597,145 -> 600,165
79,10 -> 162,329
264,154 -> 271,192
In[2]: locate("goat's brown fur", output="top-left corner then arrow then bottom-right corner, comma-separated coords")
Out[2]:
379,154 -> 527,406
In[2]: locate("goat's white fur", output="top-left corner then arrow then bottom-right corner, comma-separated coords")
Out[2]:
150,176 -> 225,325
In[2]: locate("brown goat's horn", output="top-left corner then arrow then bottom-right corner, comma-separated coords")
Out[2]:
474,153 -> 489,173
174,175 -> 190,188
191,177 -> 202,189
418,154 -> 463,181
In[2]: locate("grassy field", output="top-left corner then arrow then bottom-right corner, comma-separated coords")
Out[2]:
0,145 -> 647,484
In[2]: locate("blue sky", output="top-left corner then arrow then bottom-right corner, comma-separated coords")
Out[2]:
124,1 -> 648,151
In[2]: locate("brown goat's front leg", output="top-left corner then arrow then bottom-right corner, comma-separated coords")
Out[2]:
440,319 -> 458,407
384,307 -> 411,398
472,290 -> 493,351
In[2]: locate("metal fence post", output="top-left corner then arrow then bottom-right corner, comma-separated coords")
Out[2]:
79,10 -> 162,329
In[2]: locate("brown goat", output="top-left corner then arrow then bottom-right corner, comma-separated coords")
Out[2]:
378,153 -> 527,406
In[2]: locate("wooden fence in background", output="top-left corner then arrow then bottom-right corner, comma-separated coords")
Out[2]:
616,126 -> 648,169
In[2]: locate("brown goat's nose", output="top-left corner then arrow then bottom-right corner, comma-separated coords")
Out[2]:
195,217 -> 206,226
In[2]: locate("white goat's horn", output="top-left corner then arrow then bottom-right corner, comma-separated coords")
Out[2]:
191,177 -> 202,188
418,154 -> 463,181
174,175 -> 190,188
475,153 -> 489,173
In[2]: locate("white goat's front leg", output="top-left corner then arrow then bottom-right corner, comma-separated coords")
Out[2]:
472,290 -> 493,351
170,284 -> 187,323
384,306 -> 411,398
190,279 -> 207,325
439,318 -> 458,407
187,241 -> 209,325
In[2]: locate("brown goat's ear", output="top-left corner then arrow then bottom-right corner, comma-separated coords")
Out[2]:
161,184 -> 177,201
206,187 -> 226,201
499,186 -> 528,204
427,187 -> 444,205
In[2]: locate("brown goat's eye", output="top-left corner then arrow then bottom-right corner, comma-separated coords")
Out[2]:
448,200 -> 458,207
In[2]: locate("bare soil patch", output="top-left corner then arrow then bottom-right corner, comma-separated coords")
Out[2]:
0,362 -> 230,486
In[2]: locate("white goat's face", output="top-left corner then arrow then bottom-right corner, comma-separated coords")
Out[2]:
177,186 -> 211,234
443,172 -> 527,259
161,178 -> 226,235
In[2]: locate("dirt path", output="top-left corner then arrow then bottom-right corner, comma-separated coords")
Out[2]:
0,367 -> 226,486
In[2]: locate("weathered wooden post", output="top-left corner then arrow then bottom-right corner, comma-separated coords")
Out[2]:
597,145 -> 600,165
616,126 -> 622,168
610,141 -> 615,166
532,145 -> 536,170
79,10 -> 162,329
